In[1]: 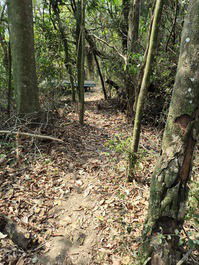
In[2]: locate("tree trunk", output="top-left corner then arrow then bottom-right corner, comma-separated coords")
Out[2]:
141,1 -> 199,264
125,0 -> 140,118
7,0 -> 40,115
0,25 -> 12,116
127,0 -> 140,52
51,3 -> 76,102
131,0 -> 164,153
76,0 -> 85,124
94,53 -> 107,100
121,0 -> 130,52
85,45 -> 95,80
7,41 -> 12,116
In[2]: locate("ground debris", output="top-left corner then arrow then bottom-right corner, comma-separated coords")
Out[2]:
0,88 -> 176,264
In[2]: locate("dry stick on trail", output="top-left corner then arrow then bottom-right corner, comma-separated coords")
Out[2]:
0,130 -> 64,143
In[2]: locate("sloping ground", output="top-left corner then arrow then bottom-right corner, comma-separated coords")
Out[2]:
0,88 -> 198,265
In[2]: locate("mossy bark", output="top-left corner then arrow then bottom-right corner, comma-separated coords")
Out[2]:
7,0 -> 40,115
141,1 -> 199,264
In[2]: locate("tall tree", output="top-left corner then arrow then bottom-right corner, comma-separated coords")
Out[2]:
125,0 -> 140,117
76,0 -> 85,124
0,5 -> 12,115
50,0 -> 76,102
7,0 -> 40,115
128,0 -> 164,180
141,1 -> 199,264
127,0 -> 140,52
131,0 -> 164,152
121,0 -> 130,52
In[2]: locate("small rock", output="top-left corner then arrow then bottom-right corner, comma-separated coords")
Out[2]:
32,256 -> 38,264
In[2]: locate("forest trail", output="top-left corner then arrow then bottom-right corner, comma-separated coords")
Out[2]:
0,87 -> 161,265
39,87 -> 158,265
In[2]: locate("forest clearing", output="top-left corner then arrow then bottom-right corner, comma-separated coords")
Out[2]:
0,0 -> 199,264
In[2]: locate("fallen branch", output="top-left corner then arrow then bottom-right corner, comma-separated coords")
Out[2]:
0,130 -> 64,143
176,248 -> 194,265
0,213 -> 36,250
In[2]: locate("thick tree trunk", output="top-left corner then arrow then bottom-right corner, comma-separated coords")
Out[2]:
141,1 -> 199,264
76,0 -> 85,124
7,0 -> 40,115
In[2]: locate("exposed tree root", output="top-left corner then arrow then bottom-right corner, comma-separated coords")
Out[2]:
0,213 -> 37,250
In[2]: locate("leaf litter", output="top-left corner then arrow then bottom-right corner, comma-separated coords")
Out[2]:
1,88 -> 197,265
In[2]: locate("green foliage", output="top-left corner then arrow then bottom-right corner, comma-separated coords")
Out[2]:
106,134 -> 131,154
186,180 -> 199,226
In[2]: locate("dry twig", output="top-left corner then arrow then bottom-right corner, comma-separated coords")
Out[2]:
0,130 -> 64,143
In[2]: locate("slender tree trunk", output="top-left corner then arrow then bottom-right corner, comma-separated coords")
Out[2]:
121,0 -> 130,52
131,0 -> 164,153
125,0 -> 140,118
133,13 -> 153,112
7,0 -> 40,115
51,3 -> 76,102
85,45 -> 95,80
94,53 -> 107,100
7,41 -> 12,116
141,1 -> 199,264
76,0 -> 85,124
0,27 -> 12,116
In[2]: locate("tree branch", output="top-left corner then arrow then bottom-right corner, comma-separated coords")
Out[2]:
0,130 -> 64,143
90,33 -> 127,64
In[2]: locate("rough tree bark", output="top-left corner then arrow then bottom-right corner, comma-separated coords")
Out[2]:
141,1 -> 199,264
7,0 -> 40,115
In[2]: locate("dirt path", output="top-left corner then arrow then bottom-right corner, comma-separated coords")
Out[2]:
38,88 -> 158,265
0,88 -> 160,265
